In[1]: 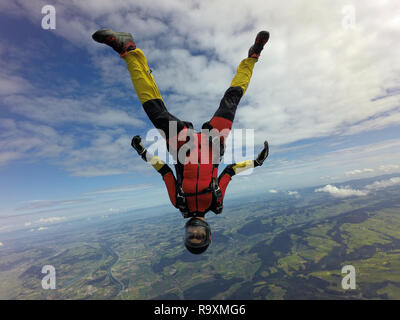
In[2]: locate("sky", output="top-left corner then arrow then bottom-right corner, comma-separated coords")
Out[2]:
0,0 -> 400,233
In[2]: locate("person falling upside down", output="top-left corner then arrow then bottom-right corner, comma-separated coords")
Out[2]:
92,28 -> 270,254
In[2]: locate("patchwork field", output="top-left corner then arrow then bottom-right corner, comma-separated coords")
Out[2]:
1,175 -> 399,299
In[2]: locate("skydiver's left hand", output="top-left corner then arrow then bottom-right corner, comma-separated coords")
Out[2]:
131,135 -> 146,155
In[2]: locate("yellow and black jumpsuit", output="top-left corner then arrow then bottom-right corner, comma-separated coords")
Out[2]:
124,48 -> 259,216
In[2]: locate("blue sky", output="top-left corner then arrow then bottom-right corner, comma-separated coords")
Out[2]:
0,0 -> 400,233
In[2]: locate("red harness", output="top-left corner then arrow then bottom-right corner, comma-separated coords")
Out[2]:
175,132 -> 224,217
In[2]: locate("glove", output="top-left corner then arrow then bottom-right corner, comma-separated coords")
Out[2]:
255,140 -> 269,166
131,135 -> 146,156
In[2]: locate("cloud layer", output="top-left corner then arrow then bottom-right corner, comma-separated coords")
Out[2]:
315,176 -> 400,198
0,0 -> 399,176
315,184 -> 369,197
365,177 -> 400,190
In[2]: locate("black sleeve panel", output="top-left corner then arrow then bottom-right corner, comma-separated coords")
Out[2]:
158,164 -> 173,177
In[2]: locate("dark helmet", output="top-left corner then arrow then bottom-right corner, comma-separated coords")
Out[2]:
184,217 -> 212,254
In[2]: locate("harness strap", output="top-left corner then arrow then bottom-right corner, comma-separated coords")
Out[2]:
175,163 -> 189,215
211,164 -> 223,214
180,186 -> 213,197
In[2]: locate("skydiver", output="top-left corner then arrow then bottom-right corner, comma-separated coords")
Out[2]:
92,29 -> 270,254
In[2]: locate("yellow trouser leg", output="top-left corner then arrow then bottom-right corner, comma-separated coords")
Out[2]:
123,48 -> 162,104
230,57 -> 257,94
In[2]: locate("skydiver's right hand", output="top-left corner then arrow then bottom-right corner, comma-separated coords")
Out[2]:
255,140 -> 269,166
131,135 -> 146,155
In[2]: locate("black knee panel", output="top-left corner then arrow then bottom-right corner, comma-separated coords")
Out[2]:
213,86 -> 243,122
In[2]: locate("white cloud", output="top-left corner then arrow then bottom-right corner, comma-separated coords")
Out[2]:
0,0 -> 399,186
345,168 -> 374,176
4,95 -> 145,128
269,189 -> 278,193
343,164 -> 400,178
378,164 -> 400,172
0,118 -> 73,167
3,0 -> 400,145
288,191 -> 299,196
0,117 -> 147,176
37,227 -> 49,231
365,177 -> 400,190
0,242 -> 3,247
315,184 -> 369,197
234,137 -> 400,192
0,73 -> 32,96
21,217 -> 66,229
344,109 -> 400,136
38,217 -> 66,224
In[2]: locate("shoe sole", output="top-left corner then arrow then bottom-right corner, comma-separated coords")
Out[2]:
92,28 -> 114,43
255,31 -> 270,45
92,28 -> 134,43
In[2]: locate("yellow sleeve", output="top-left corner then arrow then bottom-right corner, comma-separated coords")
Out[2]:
148,155 -> 165,171
232,159 -> 255,175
